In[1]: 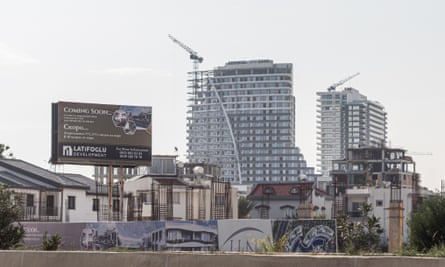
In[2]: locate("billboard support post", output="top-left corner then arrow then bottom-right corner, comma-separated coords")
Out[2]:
108,165 -> 113,221
119,166 -> 124,221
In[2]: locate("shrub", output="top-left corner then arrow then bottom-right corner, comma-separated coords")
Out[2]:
42,232 -> 62,251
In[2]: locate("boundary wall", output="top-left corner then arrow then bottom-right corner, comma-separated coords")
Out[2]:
0,251 -> 444,267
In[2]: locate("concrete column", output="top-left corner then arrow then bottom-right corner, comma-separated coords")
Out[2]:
388,201 -> 403,252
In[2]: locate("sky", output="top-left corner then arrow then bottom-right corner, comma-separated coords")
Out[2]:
0,0 -> 444,191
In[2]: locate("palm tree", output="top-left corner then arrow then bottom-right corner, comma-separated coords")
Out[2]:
238,196 -> 254,219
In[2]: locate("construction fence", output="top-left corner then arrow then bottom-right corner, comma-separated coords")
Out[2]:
21,219 -> 336,253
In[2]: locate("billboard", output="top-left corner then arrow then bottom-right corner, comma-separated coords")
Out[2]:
51,101 -> 152,166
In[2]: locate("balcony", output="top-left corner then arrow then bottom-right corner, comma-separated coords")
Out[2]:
346,187 -> 370,197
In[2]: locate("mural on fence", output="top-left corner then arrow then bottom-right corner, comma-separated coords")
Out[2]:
22,219 -> 336,253
218,219 -> 272,252
272,220 -> 336,253
81,221 -> 165,250
164,220 -> 218,251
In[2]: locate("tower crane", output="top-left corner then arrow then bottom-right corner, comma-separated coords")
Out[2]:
168,34 -> 203,73
327,72 -> 360,92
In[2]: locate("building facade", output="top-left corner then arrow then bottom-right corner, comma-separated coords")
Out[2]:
247,182 -> 314,219
316,87 -> 387,179
187,59 -> 317,184
330,146 -> 419,215
329,146 -> 420,251
125,160 -> 237,221
0,159 -> 123,222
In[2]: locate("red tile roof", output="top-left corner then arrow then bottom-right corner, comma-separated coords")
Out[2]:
248,182 -> 314,197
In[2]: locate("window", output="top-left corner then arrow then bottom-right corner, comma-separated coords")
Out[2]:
68,196 -> 76,210
113,199 -> 120,212
26,194 -> 34,207
142,193 -> 151,204
215,194 -> 225,205
376,200 -> 383,207
258,206 -> 269,219
289,187 -> 300,195
280,205 -> 295,218
173,192 -> 180,204
46,195 -> 55,216
92,198 -> 99,211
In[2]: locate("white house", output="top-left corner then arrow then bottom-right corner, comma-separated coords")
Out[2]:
0,158 -> 127,222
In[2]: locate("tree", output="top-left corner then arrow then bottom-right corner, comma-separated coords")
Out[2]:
409,196 -> 445,252
336,203 -> 384,254
0,185 -> 25,249
0,144 -> 13,159
238,196 -> 254,219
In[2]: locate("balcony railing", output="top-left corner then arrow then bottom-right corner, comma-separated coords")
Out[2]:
18,205 -> 61,222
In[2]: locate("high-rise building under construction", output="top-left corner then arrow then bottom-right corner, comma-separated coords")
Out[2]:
186,59 -> 317,184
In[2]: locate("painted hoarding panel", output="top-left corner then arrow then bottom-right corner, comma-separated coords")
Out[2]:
22,222 -> 86,249
217,219 -> 272,252
81,221 -> 165,251
272,220 -> 337,253
51,101 -> 152,166
165,220 -> 218,251
21,220 -> 336,252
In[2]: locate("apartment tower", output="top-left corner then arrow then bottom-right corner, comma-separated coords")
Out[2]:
316,87 -> 387,179
187,60 -> 317,184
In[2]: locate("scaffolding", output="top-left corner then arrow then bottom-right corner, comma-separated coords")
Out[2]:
126,176 -> 233,221
186,70 -> 241,183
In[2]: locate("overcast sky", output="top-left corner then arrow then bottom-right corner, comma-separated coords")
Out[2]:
1,0 -> 444,190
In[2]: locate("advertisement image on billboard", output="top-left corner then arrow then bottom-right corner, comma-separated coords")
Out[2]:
51,101 -> 152,166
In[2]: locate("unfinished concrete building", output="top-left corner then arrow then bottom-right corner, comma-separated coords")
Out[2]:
330,146 -> 420,252
125,159 -> 237,221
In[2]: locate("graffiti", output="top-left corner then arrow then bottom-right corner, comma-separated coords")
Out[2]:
273,220 -> 336,253
285,224 -> 335,252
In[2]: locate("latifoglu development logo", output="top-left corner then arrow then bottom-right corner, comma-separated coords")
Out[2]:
63,145 -> 73,156
61,145 -> 108,159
